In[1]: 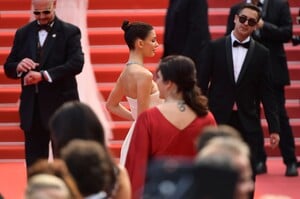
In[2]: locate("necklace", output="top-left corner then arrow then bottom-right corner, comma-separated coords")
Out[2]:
177,100 -> 186,112
126,61 -> 144,67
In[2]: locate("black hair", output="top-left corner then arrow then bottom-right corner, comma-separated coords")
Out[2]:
157,55 -> 208,116
61,140 -> 117,197
49,101 -> 105,156
237,3 -> 262,21
121,20 -> 154,50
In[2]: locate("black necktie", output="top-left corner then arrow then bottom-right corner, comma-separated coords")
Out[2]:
233,40 -> 250,49
37,24 -> 51,32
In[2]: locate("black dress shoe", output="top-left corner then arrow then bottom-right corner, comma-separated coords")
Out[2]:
291,35 -> 300,46
285,163 -> 299,177
255,162 -> 267,174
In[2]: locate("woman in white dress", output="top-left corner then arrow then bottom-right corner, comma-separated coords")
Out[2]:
106,20 -> 162,165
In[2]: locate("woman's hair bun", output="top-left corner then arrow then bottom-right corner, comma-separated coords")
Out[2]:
121,20 -> 130,31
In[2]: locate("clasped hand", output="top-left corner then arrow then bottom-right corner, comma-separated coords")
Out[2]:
17,58 -> 41,86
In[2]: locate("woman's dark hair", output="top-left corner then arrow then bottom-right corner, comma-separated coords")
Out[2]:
49,101 -> 105,156
61,140 -> 117,197
49,102 -> 118,197
121,20 -> 153,50
157,55 -> 208,116
237,3 -> 262,21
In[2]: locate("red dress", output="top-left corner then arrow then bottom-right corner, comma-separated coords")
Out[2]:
125,107 -> 216,198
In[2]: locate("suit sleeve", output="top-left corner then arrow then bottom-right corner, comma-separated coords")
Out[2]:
125,111 -> 151,199
183,0 -> 210,59
260,50 -> 280,133
260,0 -> 292,42
197,41 -> 213,95
46,25 -> 84,81
4,29 -> 23,79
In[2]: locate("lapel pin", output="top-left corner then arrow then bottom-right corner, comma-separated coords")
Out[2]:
52,34 -> 56,38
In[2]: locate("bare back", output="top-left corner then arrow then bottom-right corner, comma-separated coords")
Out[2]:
118,64 -> 158,98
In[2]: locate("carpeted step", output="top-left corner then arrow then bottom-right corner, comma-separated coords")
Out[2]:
0,12 -> 30,29
0,144 -> 24,159
108,138 -> 300,158
93,62 -> 300,83
88,0 -> 168,9
0,0 -> 30,10
0,85 -> 20,103
93,64 -> 157,83
88,0 -> 299,9
0,68 -> 17,84
88,26 -> 300,45
98,82 -> 300,102
1,43 -> 300,65
89,45 -> 300,64
0,104 -> 19,123
87,8 -> 300,28
0,125 -> 23,142
261,103 -> 300,119
109,119 -> 300,142
2,62 -> 300,85
262,120 -> 300,138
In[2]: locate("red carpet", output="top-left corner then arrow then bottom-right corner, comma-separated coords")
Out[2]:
0,158 -> 299,199
254,158 -> 300,199
0,161 -> 26,199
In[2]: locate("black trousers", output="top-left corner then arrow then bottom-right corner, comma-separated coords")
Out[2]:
228,111 -> 257,199
256,85 -> 297,165
24,95 -> 51,170
274,85 -> 297,165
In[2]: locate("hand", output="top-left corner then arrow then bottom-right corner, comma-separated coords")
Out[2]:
257,18 -> 264,29
269,133 -> 280,149
23,71 -> 42,86
17,58 -> 39,73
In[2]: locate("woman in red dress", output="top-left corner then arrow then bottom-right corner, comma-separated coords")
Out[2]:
125,55 -> 216,198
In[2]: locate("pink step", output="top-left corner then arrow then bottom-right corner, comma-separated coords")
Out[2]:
98,82 -> 300,101
88,0 -> 300,9
93,62 -> 300,83
0,12 -> 30,29
0,125 -> 23,142
0,86 -> 20,103
0,68 -> 17,84
93,64 -> 157,83
88,0 -> 168,9
88,26 -> 300,45
0,105 -> 19,123
0,0 -> 30,10
87,8 -> 300,28
89,45 -> 300,64
0,144 -> 25,159
262,121 -> 300,138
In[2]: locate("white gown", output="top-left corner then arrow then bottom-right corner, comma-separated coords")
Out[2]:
119,91 -> 163,165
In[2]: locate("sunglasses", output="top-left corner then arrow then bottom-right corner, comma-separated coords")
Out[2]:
33,10 -> 51,15
238,15 -> 257,27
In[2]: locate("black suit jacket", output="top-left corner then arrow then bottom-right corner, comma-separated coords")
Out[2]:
163,0 -> 211,69
226,0 -> 293,86
4,17 -> 84,131
198,36 -> 279,134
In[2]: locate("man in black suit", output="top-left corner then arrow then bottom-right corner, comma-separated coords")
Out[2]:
163,0 -> 211,72
198,4 -> 280,197
4,0 -> 84,169
226,0 -> 299,177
